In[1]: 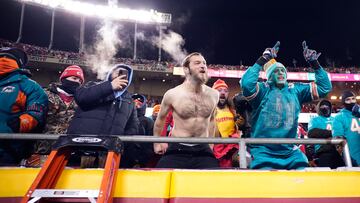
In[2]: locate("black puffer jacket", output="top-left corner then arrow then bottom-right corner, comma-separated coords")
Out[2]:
67,64 -> 140,168
67,81 -> 139,136
67,64 -> 139,136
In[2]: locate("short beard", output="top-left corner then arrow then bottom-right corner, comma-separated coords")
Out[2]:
218,99 -> 228,109
189,68 -> 208,84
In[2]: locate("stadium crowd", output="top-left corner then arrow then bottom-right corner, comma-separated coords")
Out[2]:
1,38 -> 360,73
0,40 -> 359,170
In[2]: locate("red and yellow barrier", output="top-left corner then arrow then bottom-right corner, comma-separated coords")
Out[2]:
1,168 -> 360,203
169,170 -> 360,203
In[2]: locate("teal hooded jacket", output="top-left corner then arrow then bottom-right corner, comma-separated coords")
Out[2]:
240,63 -> 332,155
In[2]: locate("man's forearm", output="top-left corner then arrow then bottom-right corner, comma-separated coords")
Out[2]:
241,63 -> 262,98
153,119 -> 166,137
314,67 -> 332,98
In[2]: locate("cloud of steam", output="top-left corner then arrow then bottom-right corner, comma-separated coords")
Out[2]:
85,0 -> 121,80
136,31 -> 146,41
151,30 -> 187,65
173,11 -> 192,32
85,20 -> 122,80
108,0 -> 118,7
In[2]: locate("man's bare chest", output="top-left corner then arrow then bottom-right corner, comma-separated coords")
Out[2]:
173,93 -> 214,119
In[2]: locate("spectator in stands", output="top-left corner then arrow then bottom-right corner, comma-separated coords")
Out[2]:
241,41 -> 332,170
152,104 -> 160,121
133,94 -> 154,136
67,64 -> 140,168
212,79 -> 240,168
131,93 -> 154,167
332,90 -> 360,166
0,47 -> 48,166
26,65 -> 85,167
307,99 -> 345,168
233,91 -> 252,138
153,52 -> 219,169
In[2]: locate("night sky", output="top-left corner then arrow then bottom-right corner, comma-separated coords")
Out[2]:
1,0 -> 360,67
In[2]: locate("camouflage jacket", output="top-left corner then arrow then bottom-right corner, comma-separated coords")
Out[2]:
34,83 -> 77,154
44,83 -> 77,134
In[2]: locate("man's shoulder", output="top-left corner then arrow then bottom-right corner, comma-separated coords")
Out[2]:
164,86 -> 181,97
204,85 -> 218,96
204,84 -> 215,91
19,76 -> 45,92
333,110 -> 347,120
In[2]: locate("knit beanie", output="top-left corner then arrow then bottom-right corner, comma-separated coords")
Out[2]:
341,90 -> 355,104
0,47 -> 27,68
212,79 -> 228,90
263,59 -> 286,80
60,65 -> 84,84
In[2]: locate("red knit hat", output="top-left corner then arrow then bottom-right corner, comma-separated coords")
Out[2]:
60,65 -> 84,83
212,79 -> 228,90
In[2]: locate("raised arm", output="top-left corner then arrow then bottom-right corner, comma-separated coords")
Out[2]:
302,41 -> 332,101
75,81 -> 114,107
241,41 -> 280,101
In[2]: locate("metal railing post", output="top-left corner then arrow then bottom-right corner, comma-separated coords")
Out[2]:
239,140 -> 247,169
342,141 -> 353,167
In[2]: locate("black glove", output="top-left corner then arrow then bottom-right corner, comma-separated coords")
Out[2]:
352,104 -> 360,118
7,117 -> 20,133
233,93 -> 251,114
302,41 -> 321,69
234,114 -> 245,128
256,41 -> 280,66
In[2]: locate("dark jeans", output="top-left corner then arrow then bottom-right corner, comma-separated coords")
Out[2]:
156,143 -> 219,169
316,145 -> 345,169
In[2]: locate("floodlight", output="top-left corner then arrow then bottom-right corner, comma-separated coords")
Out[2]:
20,0 -> 171,24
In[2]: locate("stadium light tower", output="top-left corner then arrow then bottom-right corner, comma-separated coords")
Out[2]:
17,0 -> 172,57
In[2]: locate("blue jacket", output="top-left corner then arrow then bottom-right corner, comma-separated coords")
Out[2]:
241,63 -> 332,155
332,108 -> 360,166
0,70 -> 48,133
0,70 -> 48,165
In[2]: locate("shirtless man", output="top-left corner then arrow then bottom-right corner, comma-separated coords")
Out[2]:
153,52 -> 220,169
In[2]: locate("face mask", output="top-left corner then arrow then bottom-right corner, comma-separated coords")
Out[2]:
319,105 -> 331,117
344,96 -> 356,111
60,78 -> 80,95
344,103 -> 356,111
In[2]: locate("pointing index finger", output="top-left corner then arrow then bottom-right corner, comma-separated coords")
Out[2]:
302,41 -> 308,50
273,41 -> 280,51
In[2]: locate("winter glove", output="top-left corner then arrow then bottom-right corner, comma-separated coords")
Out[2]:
234,114 -> 246,128
302,41 -> 321,69
352,104 -> 360,118
7,114 -> 39,133
7,117 -> 20,133
256,41 -> 280,66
